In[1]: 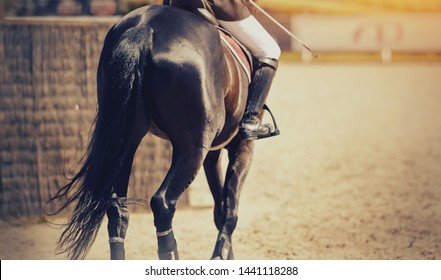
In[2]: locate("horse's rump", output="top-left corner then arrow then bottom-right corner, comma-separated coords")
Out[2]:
131,4 -> 249,148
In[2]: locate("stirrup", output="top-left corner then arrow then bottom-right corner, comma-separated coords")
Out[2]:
261,104 -> 280,138
240,105 -> 280,140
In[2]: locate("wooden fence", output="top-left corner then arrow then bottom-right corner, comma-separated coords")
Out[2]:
0,17 -> 177,219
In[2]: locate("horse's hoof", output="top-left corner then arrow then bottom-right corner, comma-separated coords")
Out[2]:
228,247 -> 234,260
211,232 -> 233,260
158,241 -> 179,260
157,229 -> 179,260
157,240 -> 179,260
110,242 -> 126,260
158,249 -> 179,260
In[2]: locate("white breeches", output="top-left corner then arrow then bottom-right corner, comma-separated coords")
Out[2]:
218,15 -> 281,60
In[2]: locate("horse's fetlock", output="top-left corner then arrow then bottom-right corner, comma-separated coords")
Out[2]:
157,230 -> 176,252
107,194 -> 129,239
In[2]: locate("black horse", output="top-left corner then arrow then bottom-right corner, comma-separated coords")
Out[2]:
49,3 -> 270,260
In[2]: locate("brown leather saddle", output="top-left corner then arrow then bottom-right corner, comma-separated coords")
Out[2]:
165,0 -> 254,82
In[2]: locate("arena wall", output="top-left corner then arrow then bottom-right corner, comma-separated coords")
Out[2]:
0,17 -> 178,219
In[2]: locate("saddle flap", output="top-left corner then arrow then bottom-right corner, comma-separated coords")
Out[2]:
165,1 -> 253,82
218,28 -> 253,83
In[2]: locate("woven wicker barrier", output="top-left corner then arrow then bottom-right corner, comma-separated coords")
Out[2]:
0,17 -> 177,219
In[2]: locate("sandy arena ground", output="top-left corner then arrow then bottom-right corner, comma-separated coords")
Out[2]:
1,62 -> 440,260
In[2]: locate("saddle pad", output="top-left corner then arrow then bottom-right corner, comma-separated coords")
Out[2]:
218,30 -> 252,83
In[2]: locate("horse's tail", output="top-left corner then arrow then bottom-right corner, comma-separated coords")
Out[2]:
47,30 -> 149,259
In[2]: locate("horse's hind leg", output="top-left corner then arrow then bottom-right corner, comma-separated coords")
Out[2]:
107,194 -> 129,260
105,138 -> 143,260
151,144 -> 210,260
211,138 -> 254,260
204,150 -> 224,231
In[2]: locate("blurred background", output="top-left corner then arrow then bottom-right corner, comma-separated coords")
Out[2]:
2,0 -> 441,62
3,0 -> 441,15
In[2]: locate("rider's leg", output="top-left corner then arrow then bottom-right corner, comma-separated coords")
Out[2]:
241,57 -> 278,140
218,16 -> 281,59
219,16 -> 281,140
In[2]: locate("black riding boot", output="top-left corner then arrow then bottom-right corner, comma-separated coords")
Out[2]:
239,57 -> 280,140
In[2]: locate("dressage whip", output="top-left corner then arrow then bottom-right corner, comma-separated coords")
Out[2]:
248,0 -> 318,58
